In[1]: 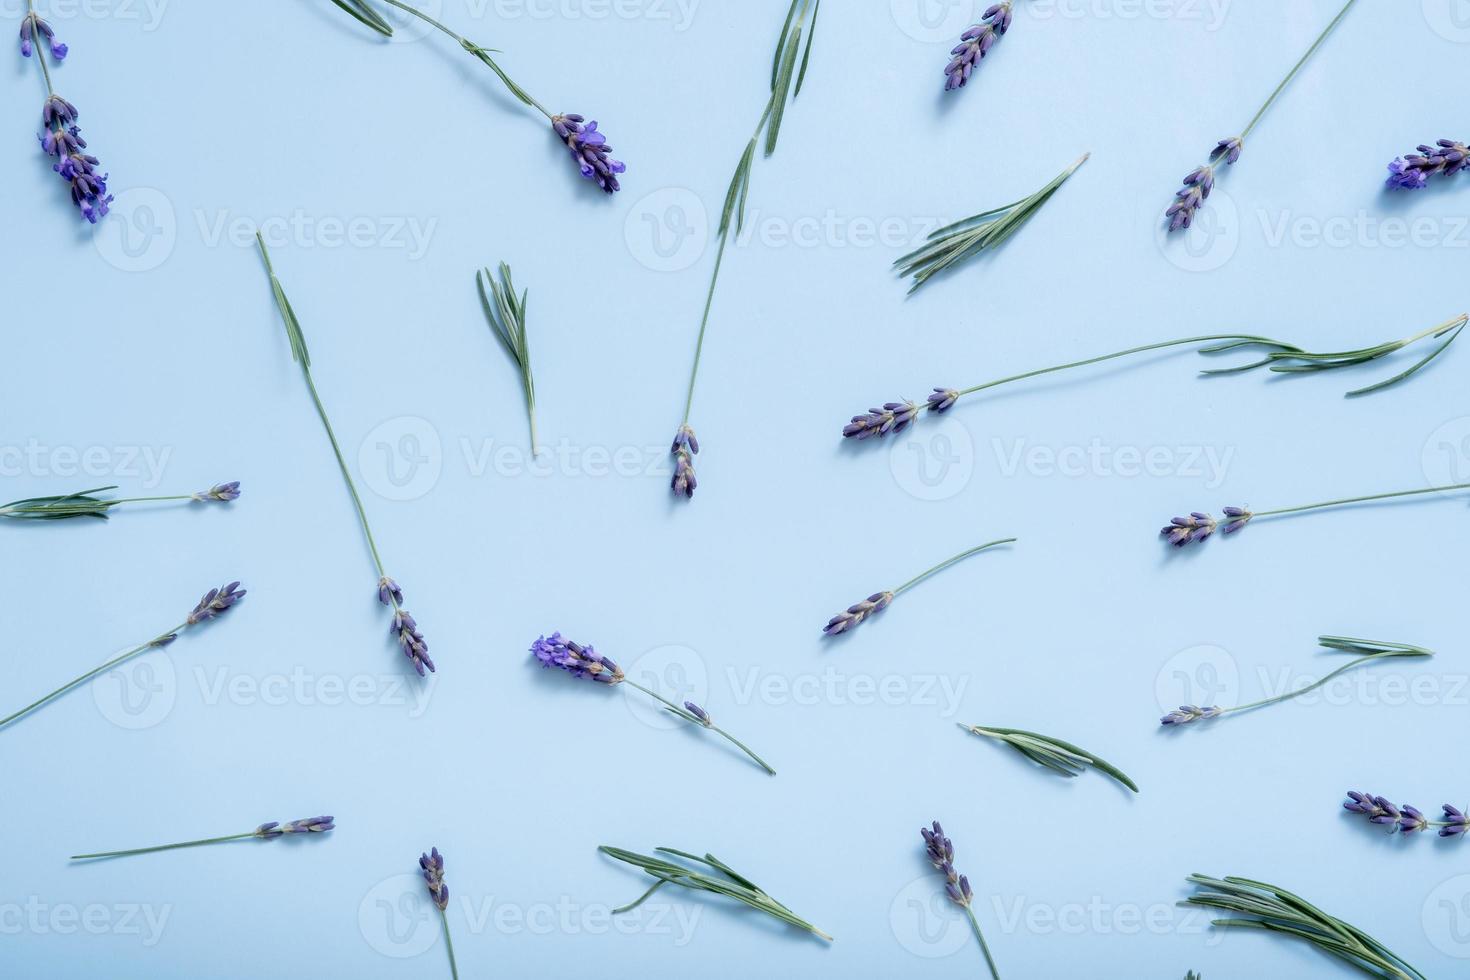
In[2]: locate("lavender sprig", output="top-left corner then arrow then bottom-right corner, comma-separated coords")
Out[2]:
896,154 -> 1088,294
846,316 -> 1467,442
0,482 -> 240,521
823,539 -> 1014,637
19,4 -> 112,223
1386,140 -> 1468,190
1181,874 -> 1426,980
943,3 -> 1012,91
71,815 -> 332,861
670,0 -> 820,499
419,847 -> 459,980
328,0 -> 624,194
530,633 -> 774,774
921,822 -> 1000,979
959,725 -> 1138,792
477,262 -> 538,453
255,236 -> 433,676
599,845 -> 831,941
1164,0 -> 1359,231
1343,793 -> 1470,841
1158,636 -> 1432,729
0,582 -> 245,731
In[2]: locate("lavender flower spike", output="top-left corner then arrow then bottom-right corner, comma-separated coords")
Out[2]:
552,114 -> 625,194
823,591 -> 894,636
1160,705 -> 1222,726
393,610 -> 434,676
944,4 -> 1012,92
1220,505 -> 1252,534
1387,140 -> 1468,190
421,847 -> 449,910
531,632 -> 623,683
1440,805 -> 1469,839
192,481 -> 242,503
842,401 -> 919,440
282,815 -> 335,835
1165,164 -> 1215,232
187,582 -> 246,624
1160,512 -> 1217,547
1343,792 -> 1470,839
378,576 -> 404,606
670,425 -> 698,498
71,814 -> 334,860
920,822 -> 1001,979
21,12 -> 111,223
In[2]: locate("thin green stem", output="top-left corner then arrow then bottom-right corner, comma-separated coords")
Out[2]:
622,680 -> 775,775
893,539 -> 1016,597
1240,0 -> 1358,140
300,361 -> 387,582
1254,483 -> 1470,520
957,335 -> 1285,399
71,831 -> 257,861
963,904 -> 1002,980
439,908 -> 460,980
1222,651 -> 1430,716
25,5 -> 55,96
681,229 -> 731,425
0,623 -> 189,730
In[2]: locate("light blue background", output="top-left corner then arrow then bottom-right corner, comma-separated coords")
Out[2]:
4,1 -> 1469,977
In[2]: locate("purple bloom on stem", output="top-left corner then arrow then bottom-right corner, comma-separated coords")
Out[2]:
552,113 -> 625,193
283,815 -> 335,835
1398,805 -> 1430,834
393,609 -> 433,676
670,425 -> 698,498
823,591 -> 894,636
254,822 -> 283,839
1160,705 -> 1222,726
842,401 -> 919,440
1160,512 -> 1217,547
187,582 -> 246,624
420,847 -> 449,910
1386,140 -> 1467,190
943,4 -> 1013,92
192,481 -> 241,503
1440,804 -> 1469,839
920,821 -> 972,908
1210,136 -> 1244,165
18,16 -> 33,57
1221,505 -> 1252,534
1165,164 -> 1215,232
684,701 -> 711,726
377,576 -> 404,606
927,388 -> 960,413
531,632 -> 624,683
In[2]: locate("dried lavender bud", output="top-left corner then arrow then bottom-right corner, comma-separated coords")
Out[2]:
684,701 -> 712,727
670,426 -> 698,498
842,401 -> 919,440
1165,164 -> 1215,232
1160,705 -> 1222,726
1210,136 -> 1243,165
822,591 -> 894,636
552,113 -> 625,193
282,815 -> 335,834
420,847 -> 448,911
920,822 -> 969,908
1440,805 -> 1469,839
187,582 -> 246,625
1160,512 -> 1217,547
254,822 -> 283,839
192,482 -> 241,503
393,610 -> 434,676
1220,505 -> 1253,534
943,4 -> 1012,92
926,388 -> 960,413
19,14 -> 65,60
377,576 -> 404,606
530,632 -> 624,683
1398,805 -> 1430,834
1387,140 -> 1468,190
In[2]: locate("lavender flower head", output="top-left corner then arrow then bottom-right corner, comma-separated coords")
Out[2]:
1211,136 -> 1244,166
1160,704 -> 1222,726
531,632 -> 624,683
927,388 -> 960,413
187,581 -> 246,625
1387,140 -> 1468,190
1165,164 -> 1215,232
823,591 -> 894,636
1160,512 -> 1216,547
684,701 -> 712,727
19,14 -> 66,60
1440,804 -> 1469,839
1220,505 -> 1252,534
420,847 -> 449,911
670,425 -> 698,498
552,114 -> 625,193
378,576 -> 404,606
255,816 -> 335,839
22,18 -> 111,224
393,609 -> 434,676
944,4 -> 1012,92
920,821 -> 973,908
842,401 -> 919,440
192,482 -> 241,503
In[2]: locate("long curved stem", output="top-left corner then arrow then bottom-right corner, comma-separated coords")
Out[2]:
893,539 -> 1016,597
622,680 -> 775,775
1254,483 -> 1470,520
72,832 -> 256,861
963,905 -> 1002,980
0,623 -> 188,730
1240,0 -> 1359,140
1223,651 -> 1430,716
299,365 -> 387,581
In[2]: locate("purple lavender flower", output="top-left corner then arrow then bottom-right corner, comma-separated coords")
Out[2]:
920,822 -> 973,908
551,113 -> 625,193
22,18 -> 109,224
1398,805 -> 1430,835
420,847 -> 449,911
684,701 -> 712,727
1440,804 -> 1469,839
531,632 -> 624,683
378,576 -> 404,606
1160,512 -> 1217,547
927,388 -> 960,413
842,401 -> 919,440
18,15 -> 33,57
282,815 -> 335,835
823,591 -> 894,636
1210,136 -> 1244,166
670,425 -> 698,498
944,4 -> 1013,92
1160,705 -> 1222,726
192,482 -> 241,503
393,609 -> 434,676
1165,164 -> 1215,232
1221,505 -> 1252,534
1386,140 -> 1468,190
187,582 -> 246,624
20,15 -> 65,60
254,822 -> 284,839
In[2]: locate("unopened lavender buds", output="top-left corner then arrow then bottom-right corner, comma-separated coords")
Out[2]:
71,815 -> 330,861
921,822 -> 1001,979
0,581 -> 245,731
419,847 -> 460,979
1343,793 -> 1469,842
824,539 -> 1014,637
531,633 -> 774,774
1,482 -> 242,521
1387,140 -> 1468,190
943,4 -> 1012,92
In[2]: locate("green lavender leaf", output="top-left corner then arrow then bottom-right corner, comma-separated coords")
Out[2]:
477,262 -> 539,451
961,725 -> 1139,792
0,486 -> 118,520
794,0 -> 820,96
329,0 -> 395,37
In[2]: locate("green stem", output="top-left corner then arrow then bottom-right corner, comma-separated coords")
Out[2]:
1239,0 -> 1358,140
892,539 -> 1016,597
1223,651 -> 1430,716
963,904 -> 1002,980
622,680 -> 775,775
0,623 -> 189,730
71,831 -> 257,861
439,908 -> 460,980
956,335 -> 1288,399
1254,483 -> 1470,520
25,5 -> 55,96
681,228 -> 731,425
